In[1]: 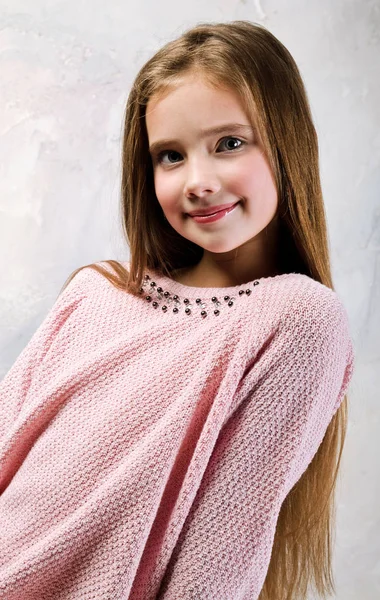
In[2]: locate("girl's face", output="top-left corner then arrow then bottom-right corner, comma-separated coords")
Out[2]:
146,72 -> 280,282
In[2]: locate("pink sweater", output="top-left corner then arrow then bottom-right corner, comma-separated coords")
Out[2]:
0,261 -> 355,599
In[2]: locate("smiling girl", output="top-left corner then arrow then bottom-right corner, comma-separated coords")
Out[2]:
0,21 -> 355,600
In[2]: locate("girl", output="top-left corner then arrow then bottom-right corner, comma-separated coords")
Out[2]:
0,21 -> 355,600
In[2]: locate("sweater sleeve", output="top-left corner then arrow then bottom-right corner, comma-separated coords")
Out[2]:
156,288 -> 355,600
0,268 -> 89,484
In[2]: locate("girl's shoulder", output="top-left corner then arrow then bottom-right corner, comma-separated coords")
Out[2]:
63,260 -> 127,294
265,272 -> 351,335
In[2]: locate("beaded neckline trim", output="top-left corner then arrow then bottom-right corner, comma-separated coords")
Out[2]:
138,273 -> 260,318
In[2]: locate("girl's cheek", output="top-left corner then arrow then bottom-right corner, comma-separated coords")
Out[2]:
154,172 -> 182,202
153,172 -> 169,201
232,154 -> 267,187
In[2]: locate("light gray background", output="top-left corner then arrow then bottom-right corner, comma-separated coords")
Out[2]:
0,1 -> 378,598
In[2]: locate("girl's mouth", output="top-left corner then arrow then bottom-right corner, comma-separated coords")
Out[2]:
189,202 -> 240,224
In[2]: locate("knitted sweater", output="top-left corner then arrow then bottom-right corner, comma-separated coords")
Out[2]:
0,261 -> 355,600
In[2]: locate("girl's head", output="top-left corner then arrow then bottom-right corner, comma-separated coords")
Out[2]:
122,20 -> 331,290
145,70 -> 280,282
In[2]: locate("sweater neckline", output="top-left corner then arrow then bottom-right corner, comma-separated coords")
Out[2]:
142,264 -> 296,299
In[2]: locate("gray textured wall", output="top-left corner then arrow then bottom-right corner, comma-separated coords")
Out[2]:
0,1 -> 379,597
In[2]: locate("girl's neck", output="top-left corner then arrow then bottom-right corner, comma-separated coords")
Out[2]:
170,262 -> 282,288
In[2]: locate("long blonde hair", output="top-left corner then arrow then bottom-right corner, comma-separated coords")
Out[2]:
62,21 -> 348,600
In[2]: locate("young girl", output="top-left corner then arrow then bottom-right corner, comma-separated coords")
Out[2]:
0,21 -> 355,600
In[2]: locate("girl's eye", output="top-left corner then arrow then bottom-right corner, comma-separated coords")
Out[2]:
217,137 -> 244,152
155,137 -> 244,164
157,150 -> 183,165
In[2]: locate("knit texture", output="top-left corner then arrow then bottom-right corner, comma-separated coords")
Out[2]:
0,261 -> 355,600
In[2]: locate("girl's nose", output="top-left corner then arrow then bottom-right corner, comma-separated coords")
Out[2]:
184,160 -> 221,198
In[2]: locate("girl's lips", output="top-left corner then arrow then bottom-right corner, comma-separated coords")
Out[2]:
189,201 -> 240,224
188,201 -> 238,217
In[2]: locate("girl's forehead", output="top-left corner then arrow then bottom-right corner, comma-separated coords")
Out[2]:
148,70 -> 239,104
146,76 -> 247,118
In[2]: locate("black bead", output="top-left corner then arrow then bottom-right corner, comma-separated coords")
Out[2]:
254,281 -> 260,286
157,287 -> 163,293
211,296 -> 217,302
145,296 -> 152,302
162,305 -> 167,311
224,295 -> 230,301
239,290 -> 244,296
173,307 -> 179,313
228,300 -> 233,307
173,295 -> 179,300
246,289 -> 251,295
196,298 -> 202,303
152,301 -> 158,308
201,310 -> 207,317
185,308 -> 191,314
214,309 -> 220,315
184,298 -> 190,304
164,291 -> 170,297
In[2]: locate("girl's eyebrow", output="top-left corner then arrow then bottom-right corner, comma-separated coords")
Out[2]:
148,123 -> 254,155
